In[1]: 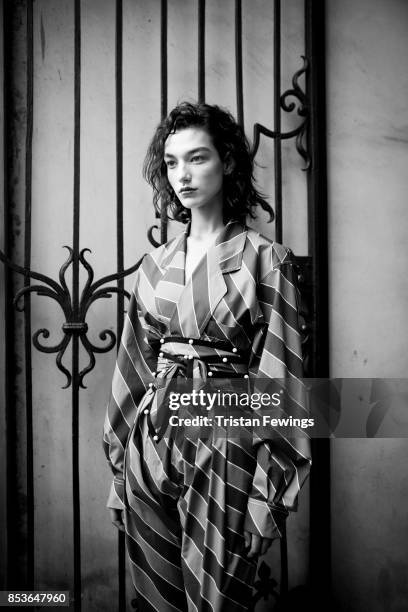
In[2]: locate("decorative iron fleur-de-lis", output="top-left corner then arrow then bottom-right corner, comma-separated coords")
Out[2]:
249,561 -> 280,611
252,56 -> 310,169
0,246 -> 143,389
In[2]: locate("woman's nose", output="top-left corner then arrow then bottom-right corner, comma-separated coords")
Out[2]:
179,164 -> 191,183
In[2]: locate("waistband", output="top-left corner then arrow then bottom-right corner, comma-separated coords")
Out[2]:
159,335 -> 237,351
156,337 -> 248,379
140,338 -> 250,442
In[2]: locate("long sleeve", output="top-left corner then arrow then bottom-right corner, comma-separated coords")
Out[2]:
245,245 -> 312,539
103,265 -> 157,509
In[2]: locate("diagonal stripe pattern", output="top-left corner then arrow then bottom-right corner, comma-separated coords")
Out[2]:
103,221 -> 311,610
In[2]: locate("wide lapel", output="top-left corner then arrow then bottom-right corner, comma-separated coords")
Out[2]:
154,227 -> 187,328
171,221 -> 248,337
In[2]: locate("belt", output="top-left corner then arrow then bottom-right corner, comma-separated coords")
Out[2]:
140,338 -> 250,443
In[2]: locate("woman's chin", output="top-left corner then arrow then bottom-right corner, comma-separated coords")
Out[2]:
181,200 -> 205,211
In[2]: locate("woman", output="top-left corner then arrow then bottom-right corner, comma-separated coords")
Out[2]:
103,102 -> 311,611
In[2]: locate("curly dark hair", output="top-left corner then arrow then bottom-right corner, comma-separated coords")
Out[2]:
143,101 -> 274,224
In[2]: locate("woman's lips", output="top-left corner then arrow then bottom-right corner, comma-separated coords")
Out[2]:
180,188 -> 197,196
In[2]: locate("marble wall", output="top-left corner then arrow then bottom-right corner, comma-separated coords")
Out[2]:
327,0 -> 408,610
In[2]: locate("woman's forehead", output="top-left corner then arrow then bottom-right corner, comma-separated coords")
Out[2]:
164,127 -> 214,155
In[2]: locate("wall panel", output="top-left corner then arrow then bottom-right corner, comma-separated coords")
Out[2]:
122,0 -> 161,264
31,0 -> 75,590
327,0 -> 408,610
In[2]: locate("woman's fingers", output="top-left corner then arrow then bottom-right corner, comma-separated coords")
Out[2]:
243,530 -> 251,549
246,533 -> 261,558
112,519 -> 125,532
260,537 -> 273,556
109,508 -> 125,532
243,531 -> 274,558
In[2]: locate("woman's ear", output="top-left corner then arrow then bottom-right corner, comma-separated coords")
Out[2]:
223,154 -> 235,176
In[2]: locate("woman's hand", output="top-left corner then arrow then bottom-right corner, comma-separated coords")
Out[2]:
243,531 -> 273,559
110,508 -> 125,532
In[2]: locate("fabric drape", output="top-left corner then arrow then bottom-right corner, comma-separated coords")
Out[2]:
103,220 -> 311,611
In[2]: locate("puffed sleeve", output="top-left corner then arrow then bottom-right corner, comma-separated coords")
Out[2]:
244,245 -> 312,539
102,261 -> 157,509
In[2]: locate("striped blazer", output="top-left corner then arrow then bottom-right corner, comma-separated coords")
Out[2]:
103,219 -> 311,539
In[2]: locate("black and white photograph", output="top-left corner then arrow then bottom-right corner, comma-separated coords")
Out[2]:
0,1 -> 407,611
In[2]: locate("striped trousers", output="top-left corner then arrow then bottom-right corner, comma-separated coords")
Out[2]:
123,407 -> 258,612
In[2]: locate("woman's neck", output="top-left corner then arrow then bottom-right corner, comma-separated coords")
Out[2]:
189,207 -> 225,241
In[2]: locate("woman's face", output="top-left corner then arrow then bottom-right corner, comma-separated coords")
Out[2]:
164,127 -> 225,214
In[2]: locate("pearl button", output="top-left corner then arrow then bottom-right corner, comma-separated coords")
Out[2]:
232,347 -> 237,353
149,382 -> 154,388
143,409 -> 149,415
222,357 -> 228,363
160,338 -> 164,344
189,355 -> 193,360
280,389 -> 284,395
159,352 -> 163,358
243,374 -> 249,379
153,435 -> 159,442
188,339 -> 194,344
208,371 -> 213,377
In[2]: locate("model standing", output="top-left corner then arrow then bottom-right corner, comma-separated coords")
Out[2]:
103,102 -> 311,611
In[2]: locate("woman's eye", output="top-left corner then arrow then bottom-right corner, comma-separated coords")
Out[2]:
166,160 -> 176,168
191,155 -> 204,163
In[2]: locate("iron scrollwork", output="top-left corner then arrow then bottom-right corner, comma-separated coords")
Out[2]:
252,56 -> 310,169
294,256 -> 313,377
0,246 -> 143,389
147,224 -> 162,249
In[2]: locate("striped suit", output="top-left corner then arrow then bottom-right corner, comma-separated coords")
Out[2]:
103,220 -> 311,611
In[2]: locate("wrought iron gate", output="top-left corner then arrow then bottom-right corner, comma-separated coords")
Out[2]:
1,0 -> 329,610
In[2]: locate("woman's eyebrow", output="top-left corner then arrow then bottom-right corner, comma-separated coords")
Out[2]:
164,146 -> 211,159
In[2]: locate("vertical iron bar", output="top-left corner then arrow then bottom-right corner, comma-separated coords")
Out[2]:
197,0 -> 205,103
0,0 -> 6,582
235,0 -> 244,126
273,0 -> 282,243
160,0 -> 168,244
115,1 -> 126,610
3,0 -> 16,589
305,0 -> 331,607
73,0 -> 82,609
24,0 -> 34,590
274,0 -> 287,593
160,0 -> 167,121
